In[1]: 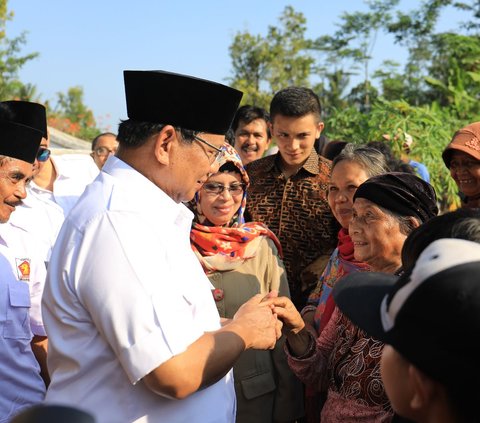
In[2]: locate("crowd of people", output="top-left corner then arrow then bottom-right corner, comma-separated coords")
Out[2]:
0,70 -> 479,423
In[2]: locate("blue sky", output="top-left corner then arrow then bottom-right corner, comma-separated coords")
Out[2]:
7,0 -> 469,133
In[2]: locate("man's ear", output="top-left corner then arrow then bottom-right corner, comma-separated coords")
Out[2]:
409,364 -> 435,411
316,121 -> 325,139
153,125 -> 176,165
268,121 -> 274,136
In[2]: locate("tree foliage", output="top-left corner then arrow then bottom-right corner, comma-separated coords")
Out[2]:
0,0 -> 38,100
0,0 -> 101,140
227,0 -> 480,208
49,86 -> 100,141
229,6 -> 315,108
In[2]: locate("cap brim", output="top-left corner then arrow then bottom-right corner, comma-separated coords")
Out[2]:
333,272 -> 398,342
442,143 -> 480,167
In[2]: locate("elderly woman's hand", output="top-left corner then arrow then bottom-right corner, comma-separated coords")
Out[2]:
271,297 -> 314,357
271,297 -> 305,335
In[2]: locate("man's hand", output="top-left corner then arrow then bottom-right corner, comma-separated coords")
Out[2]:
232,294 -> 278,350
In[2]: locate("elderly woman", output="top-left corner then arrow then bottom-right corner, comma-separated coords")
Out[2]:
189,144 -> 303,423
273,172 -> 438,423
304,144 -> 389,334
442,121 -> 480,208
302,144 -> 389,422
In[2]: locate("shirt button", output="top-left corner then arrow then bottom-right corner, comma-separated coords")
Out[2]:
212,288 -> 224,302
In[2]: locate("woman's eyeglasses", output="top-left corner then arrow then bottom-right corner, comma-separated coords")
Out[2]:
203,182 -> 245,196
36,148 -> 51,162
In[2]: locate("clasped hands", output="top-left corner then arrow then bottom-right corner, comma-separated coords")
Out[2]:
232,291 -> 304,350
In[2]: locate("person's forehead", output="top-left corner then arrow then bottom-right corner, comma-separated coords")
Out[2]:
0,157 -> 32,173
271,113 -> 319,127
97,135 -> 118,144
451,150 -> 476,160
238,118 -> 268,130
353,197 -> 383,211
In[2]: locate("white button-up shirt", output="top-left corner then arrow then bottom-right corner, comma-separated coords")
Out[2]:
10,154 -> 99,263
0,222 -> 47,422
43,156 -> 235,423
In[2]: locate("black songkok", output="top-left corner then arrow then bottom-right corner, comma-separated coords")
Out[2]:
353,172 -> 438,223
0,101 -> 45,163
124,70 -> 243,135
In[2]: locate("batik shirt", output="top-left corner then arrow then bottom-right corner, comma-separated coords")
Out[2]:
245,150 -> 337,308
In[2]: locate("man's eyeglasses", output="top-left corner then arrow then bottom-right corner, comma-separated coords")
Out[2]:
203,182 -> 245,196
36,148 -> 51,162
94,146 -> 117,157
193,135 -> 224,164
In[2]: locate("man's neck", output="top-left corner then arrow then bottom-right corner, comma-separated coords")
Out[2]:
279,159 -> 306,179
34,159 -> 57,192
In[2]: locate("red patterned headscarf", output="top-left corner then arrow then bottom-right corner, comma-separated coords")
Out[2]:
190,144 -> 282,274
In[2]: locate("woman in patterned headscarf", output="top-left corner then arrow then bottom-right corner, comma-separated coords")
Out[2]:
189,143 -> 303,423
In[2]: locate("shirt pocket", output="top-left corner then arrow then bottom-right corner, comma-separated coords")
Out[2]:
4,280 -> 31,339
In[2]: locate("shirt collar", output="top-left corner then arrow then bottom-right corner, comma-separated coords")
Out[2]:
268,148 -> 320,175
102,156 -> 193,230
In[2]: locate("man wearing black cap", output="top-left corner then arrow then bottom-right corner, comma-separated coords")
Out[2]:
0,101 -> 49,421
42,70 -> 281,423
10,126 -> 99,266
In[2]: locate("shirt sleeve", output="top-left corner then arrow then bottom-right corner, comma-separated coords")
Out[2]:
71,211 -> 207,384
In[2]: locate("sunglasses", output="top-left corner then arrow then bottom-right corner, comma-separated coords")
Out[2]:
37,148 -> 51,162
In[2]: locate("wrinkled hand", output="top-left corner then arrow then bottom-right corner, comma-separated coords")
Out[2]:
271,296 -> 305,335
233,293 -> 278,350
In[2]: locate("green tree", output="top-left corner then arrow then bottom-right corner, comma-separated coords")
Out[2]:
0,0 -> 38,100
424,33 -> 480,117
386,0 -> 480,104
372,60 -> 405,101
314,69 -> 350,114
325,98 -> 479,210
228,6 -> 315,108
50,86 -> 100,140
313,0 -> 399,110
229,32 -> 270,107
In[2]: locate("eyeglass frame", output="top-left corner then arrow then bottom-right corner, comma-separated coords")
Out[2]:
202,182 -> 246,196
93,146 -> 117,157
192,134 -> 225,164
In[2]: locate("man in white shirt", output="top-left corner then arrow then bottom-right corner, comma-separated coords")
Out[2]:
0,101 -> 48,422
10,131 -> 98,263
43,70 -> 281,423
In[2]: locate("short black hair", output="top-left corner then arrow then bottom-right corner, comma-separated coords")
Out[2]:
117,119 -> 198,148
270,87 -> 322,122
231,105 -> 270,135
91,132 -> 117,150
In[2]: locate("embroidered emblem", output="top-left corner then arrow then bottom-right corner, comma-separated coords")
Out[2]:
16,258 -> 31,281
465,136 -> 480,152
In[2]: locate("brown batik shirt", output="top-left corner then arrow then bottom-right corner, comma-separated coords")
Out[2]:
245,150 -> 337,309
